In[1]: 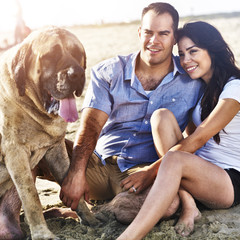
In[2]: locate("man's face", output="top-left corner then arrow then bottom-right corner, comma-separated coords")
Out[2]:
138,11 -> 176,66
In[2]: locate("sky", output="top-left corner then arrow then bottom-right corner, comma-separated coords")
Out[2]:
0,0 -> 239,31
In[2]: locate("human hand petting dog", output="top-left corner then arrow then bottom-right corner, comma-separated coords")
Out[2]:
60,170 -> 90,210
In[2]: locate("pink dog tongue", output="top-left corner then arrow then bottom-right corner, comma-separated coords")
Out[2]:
59,98 -> 78,122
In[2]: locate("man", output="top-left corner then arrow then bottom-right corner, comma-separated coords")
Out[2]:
60,2 -> 204,215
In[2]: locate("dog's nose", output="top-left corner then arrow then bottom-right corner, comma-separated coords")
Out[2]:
67,66 -> 84,82
67,66 -> 85,97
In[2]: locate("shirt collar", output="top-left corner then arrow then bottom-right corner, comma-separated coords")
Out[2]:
124,53 -> 185,81
172,55 -> 185,75
124,51 -> 139,81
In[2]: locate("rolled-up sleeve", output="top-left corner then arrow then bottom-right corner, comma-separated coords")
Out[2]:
82,66 -> 112,115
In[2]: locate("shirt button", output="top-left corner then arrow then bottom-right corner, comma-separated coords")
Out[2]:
172,98 -> 176,102
133,133 -> 136,136
145,121 -> 148,124
150,101 -> 153,104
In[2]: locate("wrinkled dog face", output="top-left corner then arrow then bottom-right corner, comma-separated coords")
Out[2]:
36,28 -> 86,115
12,27 -> 86,121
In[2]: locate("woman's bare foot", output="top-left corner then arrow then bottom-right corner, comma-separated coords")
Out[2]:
174,206 -> 201,237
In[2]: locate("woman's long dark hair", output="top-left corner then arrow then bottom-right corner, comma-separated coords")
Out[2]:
177,21 -> 240,143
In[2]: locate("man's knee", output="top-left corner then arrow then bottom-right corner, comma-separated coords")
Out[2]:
106,188 -> 150,224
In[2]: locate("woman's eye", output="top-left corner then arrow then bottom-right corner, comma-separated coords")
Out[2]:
190,49 -> 198,54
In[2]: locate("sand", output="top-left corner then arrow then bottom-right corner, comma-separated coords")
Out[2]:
20,179 -> 240,239
19,16 -> 240,239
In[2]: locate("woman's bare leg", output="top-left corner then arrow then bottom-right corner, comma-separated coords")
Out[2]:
151,108 -> 183,157
174,188 -> 201,236
151,108 -> 200,233
117,151 -> 234,240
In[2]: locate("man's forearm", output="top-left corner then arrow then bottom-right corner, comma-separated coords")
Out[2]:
70,131 -> 99,173
69,108 -> 108,174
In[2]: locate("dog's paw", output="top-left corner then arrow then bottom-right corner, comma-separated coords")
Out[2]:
31,228 -> 58,240
77,211 -> 100,227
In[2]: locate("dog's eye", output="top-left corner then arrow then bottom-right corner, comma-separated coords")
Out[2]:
42,45 -> 62,63
70,46 -> 84,63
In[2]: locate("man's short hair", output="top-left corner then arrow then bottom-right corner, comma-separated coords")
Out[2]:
141,2 -> 179,33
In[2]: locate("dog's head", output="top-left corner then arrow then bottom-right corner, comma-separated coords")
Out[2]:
11,26 -> 86,122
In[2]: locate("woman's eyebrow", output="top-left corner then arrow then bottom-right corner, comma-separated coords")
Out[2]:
186,45 -> 197,51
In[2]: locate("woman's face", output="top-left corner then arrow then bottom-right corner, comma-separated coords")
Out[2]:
178,36 -> 213,83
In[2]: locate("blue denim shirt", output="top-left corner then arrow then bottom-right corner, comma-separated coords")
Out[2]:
83,52 -> 204,172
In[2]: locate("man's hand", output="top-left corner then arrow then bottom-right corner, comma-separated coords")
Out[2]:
60,170 -> 89,211
120,165 -> 156,194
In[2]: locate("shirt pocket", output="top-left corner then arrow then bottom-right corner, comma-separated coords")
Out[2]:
160,96 -> 189,130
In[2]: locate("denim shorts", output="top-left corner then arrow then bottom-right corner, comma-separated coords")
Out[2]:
225,168 -> 240,207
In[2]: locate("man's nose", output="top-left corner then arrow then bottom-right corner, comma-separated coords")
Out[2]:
150,34 -> 160,44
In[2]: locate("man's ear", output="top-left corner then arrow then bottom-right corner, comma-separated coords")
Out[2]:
138,26 -> 142,39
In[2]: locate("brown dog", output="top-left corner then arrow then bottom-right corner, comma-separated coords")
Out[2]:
0,26 -> 97,240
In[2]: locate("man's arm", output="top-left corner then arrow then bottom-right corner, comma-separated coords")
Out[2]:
60,107 -> 108,210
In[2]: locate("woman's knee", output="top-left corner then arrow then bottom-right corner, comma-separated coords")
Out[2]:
150,108 -> 176,129
162,151 -> 185,167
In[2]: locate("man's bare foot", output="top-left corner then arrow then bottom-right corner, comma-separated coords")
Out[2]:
174,206 -> 201,237
43,207 -> 78,220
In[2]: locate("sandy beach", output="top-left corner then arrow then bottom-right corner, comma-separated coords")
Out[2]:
21,178 -> 240,239
18,16 -> 240,239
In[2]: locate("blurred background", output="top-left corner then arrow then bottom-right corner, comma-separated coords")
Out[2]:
0,0 -> 240,31
0,0 -> 239,44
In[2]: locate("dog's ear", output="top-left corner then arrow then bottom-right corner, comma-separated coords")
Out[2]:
11,44 -> 32,96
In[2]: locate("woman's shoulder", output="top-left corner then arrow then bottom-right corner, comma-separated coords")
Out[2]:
223,78 -> 240,90
220,78 -> 240,102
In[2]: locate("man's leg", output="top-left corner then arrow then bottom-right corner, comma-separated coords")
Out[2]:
86,155 -> 126,201
104,162 -> 181,224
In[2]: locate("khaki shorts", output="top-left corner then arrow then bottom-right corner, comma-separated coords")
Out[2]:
86,153 -> 149,201
64,139 -> 148,201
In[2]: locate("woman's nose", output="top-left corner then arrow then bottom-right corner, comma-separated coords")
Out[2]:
183,54 -> 191,64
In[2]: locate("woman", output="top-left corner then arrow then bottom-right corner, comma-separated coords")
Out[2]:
117,21 -> 240,240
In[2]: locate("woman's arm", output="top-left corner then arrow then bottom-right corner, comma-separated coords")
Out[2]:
171,98 -> 240,153
184,120 -> 196,137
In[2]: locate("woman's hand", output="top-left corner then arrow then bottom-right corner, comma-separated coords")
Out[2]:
120,164 -> 157,194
